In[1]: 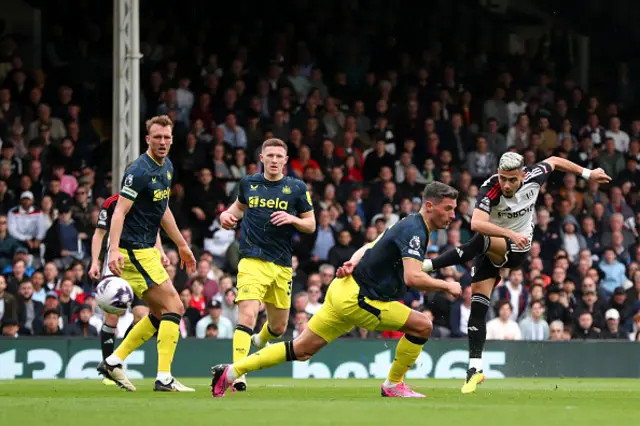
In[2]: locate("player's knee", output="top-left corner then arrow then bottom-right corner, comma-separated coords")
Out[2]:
238,309 -> 258,327
269,321 -> 287,337
174,300 -> 185,316
415,314 -> 433,339
132,306 -> 149,324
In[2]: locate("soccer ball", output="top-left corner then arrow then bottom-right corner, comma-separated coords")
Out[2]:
96,277 -> 134,314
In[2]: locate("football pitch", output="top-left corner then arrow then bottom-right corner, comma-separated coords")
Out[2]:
1,378 -> 638,425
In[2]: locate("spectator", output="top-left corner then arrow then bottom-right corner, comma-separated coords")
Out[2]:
37,309 -> 64,336
328,229 -> 356,269
0,275 -> 17,322
189,278 -> 207,315
7,191 -> 47,253
572,311 -> 601,340
494,269 -> 529,321
179,288 -> 200,337
16,280 -> 43,335
450,285 -> 472,338
205,323 -> 219,338
519,300 -> 550,341
221,288 -> 238,328
486,300 -> 522,340
1,317 -> 20,337
57,278 -> 79,324
599,248 -> 628,296
0,214 -> 20,271
466,136 -> 497,184
305,283 -> 323,316
65,304 -> 98,337
600,308 -> 629,340
43,201 -> 84,269
548,320 -> 565,341
195,300 -> 233,339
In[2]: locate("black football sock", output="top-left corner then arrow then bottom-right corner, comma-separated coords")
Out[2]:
468,294 -> 490,369
430,233 -> 486,270
101,325 -> 117,360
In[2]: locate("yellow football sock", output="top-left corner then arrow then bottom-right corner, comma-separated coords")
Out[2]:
257,322 -> 281,346
113,315 -> 158,360
233,325 -> 253,363
387,335 -> 425,384
233,341 -> 288,377
157,313 -> 181,374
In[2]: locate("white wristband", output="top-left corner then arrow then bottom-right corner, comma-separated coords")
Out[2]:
581,169 -> 592,180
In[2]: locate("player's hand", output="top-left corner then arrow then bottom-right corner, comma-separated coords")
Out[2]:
220,211 -> 238,230
336,260 -> 356,278
510,232 -> 530,249
88,261 -> 101,280
445,281 -> 462,298
160,251 -> 170,267
178,244 -> 197,275
192,207 -> 207,221
108,249 -> 125,276
589,168 -> 612,184
270,211 -> 296,226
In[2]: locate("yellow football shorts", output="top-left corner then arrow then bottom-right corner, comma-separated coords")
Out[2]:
308,275 -> 412,343
119,247 -> 170,298
236,258 -> 293,309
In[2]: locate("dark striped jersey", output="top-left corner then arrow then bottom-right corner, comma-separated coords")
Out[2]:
475,161 -> 552,252
96,194 -> 118,263
237,174 -> 313,267
354,214 -> 430,302
119,152 -> 173,249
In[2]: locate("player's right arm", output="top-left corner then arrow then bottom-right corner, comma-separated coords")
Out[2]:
89,228 -> 106,280
220,177 -> 248,230
220,199 -> 246,230
336,243 -> 369,278
403,258 -> 461,297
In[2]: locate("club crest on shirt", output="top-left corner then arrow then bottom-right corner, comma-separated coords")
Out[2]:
282,185 -> 291,195
167,170 -> 172,181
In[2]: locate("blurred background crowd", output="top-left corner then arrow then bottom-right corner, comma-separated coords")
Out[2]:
0,0 -> 639,342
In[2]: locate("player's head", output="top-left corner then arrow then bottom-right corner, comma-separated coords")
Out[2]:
421,182 -> 458,230
497,152 -> 525,198
145,115 -> 173,161
259,138 -> 288,179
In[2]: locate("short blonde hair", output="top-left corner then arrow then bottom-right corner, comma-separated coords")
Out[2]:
262,138 -> 288,153
146,115 -> 173,132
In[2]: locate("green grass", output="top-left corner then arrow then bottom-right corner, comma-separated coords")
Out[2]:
1,378 -> 639,426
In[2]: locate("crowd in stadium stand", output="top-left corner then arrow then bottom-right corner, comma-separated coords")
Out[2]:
0,0 -> 639,342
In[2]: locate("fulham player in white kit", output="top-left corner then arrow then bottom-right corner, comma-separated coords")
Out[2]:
422,152 -> 611,393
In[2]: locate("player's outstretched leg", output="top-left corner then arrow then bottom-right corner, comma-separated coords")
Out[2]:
422,233 -> 487,272
381,310 -> 433,398
212,328 -> 327,397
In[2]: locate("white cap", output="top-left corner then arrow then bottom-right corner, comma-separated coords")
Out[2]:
20,191 -> 34,200
605,308 -> 620,320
